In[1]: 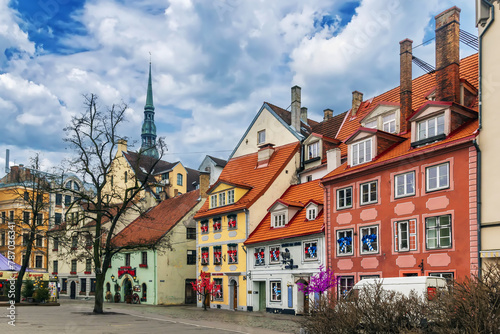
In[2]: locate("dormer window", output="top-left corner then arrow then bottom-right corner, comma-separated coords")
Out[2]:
417,114 -> 445,141
351,138 -> 372,166
307,142 -> 319,160
307,207 -> 317,220
258,130 -> 266,144
361,103 -> 399,133
210,194 -> 217,208
382,113 -> 396,133
272,212 -> 286,228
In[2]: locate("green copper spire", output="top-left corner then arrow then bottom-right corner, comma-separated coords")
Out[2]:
141,61 -> 159,159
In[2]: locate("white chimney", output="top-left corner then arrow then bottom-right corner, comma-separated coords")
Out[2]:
326,148 -> 341,173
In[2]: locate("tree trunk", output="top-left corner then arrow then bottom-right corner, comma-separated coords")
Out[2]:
203,293 -> 208,311
93,272 -> 105,314
15,231 -> 35,303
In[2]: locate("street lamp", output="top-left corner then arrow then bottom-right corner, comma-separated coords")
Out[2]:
111,274 -> 117,283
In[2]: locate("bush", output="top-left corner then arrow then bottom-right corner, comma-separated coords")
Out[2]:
35,287 -> 50,302
21,280 -> 35,298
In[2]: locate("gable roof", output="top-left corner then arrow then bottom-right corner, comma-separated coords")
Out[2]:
207,155 -> 227,167
111,190 -> 200,247
186,167 -> 200,192
123,151 -> 179,183
245,180 -> 324,245
195,142 -> 300,219
310,111 -> 348,139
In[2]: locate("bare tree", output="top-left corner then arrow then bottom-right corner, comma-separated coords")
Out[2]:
2,154 -> 53,303
60,94 -> 166,313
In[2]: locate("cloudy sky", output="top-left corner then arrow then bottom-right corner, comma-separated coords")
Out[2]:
0,0 -> 478,177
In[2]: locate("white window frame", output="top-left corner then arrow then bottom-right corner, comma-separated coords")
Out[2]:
304,240 -> 318,261
227,244 -> 238,264
254,247 -> 265,266
360,225 -> 379,254
306,207 -> 317,220
269,245 -> 280,264
227,189 -> 235,204
270,281 -> 281,302
426,163 -> 449,192
360,180 -> 377,205
336,229 -> 354,256
336,187 -> 352,210
351,138 -> 372,166
425,215 -> 452,250
395,171 -> 415,198
214,278 -> 223,300
396,221 -> 410,252
364,119 -> 377,129
257,130 -> 266,144
417,113 -> 445,140
307,141 -> 319,160
210,194 -> 217,208
382,112 -> 396,133
219,192 -> 226,206
338,276 -> 354,300
272,212 -> 286,228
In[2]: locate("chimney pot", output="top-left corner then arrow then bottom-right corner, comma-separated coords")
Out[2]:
400,38 -> 413,133
291,86 -> 301,131
351,91 -> 363,116
199,172 -> 210,199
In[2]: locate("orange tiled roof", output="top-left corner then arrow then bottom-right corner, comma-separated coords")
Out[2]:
112,190 -> 200,247
194,142 -> 300,219
311,111 -> 348,139
335,53 -> 478,157
245,180 -> 324,245
266,102 -> 319,137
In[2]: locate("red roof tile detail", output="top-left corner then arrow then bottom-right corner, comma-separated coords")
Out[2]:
311,111 -> 348,139
245,180 -> 324,245
112,190 -> 200,247
194,142 -> 300,219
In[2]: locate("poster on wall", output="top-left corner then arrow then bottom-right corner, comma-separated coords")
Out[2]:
49,282 -> 57,299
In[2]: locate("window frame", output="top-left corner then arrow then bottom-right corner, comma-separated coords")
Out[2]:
269,245 -> 280,264
338,276 -> 354,300
210,194 -> 217,208
270,281 -> 282,302
201,247 -> 209,265
187,250 -> 196,265
254,247 -> 265,266
351,138 -> 372,166
53,260 -> 58,273
125,253 -> 131,267
257,130 -> 266,144
227,215 -> 237,230
425,215 -> 452,250
336,186 -> 353,210
272,212 -> 286,228
177,173 -> 183,186
360,225 -> 379,255
213,246 -> 222,265
214,278 -> 223,301
227,189 -> 235,204
360,180 -> 378,206
200,220 -> 209,234
382,112 -> 396,133
227,244 -> 238,264
395,171 -> 416,198
213,217 -> 222,232
306,207 -> 317,220
218,192 -> 226,206
336,229 -> 354,256
186,227 -> 196,239
307,141 -> 319,160
426,163 -> 450,192
35,255 -> 43,268
417,113 -> 445,141
304,240 -> 318,261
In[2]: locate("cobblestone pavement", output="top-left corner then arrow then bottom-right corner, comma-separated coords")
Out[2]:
1,299 -> 304,334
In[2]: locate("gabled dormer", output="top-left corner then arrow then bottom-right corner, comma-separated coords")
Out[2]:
268,200 -> 303,228
345,128 -> 405,167
360,102 -> 400,134
302,133 -> 340,167
409,101 -> 477,148
304,200 -> 323,221
206,180 -> 251,209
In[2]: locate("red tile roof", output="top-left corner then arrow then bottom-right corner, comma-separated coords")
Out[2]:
245,180 -> 324,245
112,190 -> 201,247
266,102 -> 319,137
311,111 -> 348,139
194,142 -> 300,219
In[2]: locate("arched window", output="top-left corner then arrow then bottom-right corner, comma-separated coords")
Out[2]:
142,283 -> 147,301
177,173 -> 183,186
106,282 -> 111,292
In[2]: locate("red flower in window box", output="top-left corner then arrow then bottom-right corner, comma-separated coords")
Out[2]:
52,272 -> 58,275
201,225 -> 208,233
201,252 -> 209,265
214,251 -> 222,264
52,248 -> 58,251
227,250 -> 237,263
228,219 -> 236,228
139,264 -> 148,268
213,221 -> 221,231
84,271 -> 91,274
70,271 -> 77,275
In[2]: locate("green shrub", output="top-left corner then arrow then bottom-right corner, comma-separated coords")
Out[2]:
22,280 -> 35,298
35,287 -> 50,302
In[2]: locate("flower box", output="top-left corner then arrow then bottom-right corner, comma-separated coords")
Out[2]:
139,264 -> 148,268
60,290 -> 67,294
52,248 -> 58,252
52,272 -> 58,275
84,271 -> 91,274
70,271 -> 77,275
79,291 -> 86,295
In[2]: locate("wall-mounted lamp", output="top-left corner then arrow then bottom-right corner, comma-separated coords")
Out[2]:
418,259 -> 424,274
111,274 -> 117,283
133,275 -> 139,283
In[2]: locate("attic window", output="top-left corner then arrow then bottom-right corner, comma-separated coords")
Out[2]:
258,130 -> 266,144
272,212 -> 286,228
351,138 -> 372,166
307,142 -> 319,160
417,114 -> 444,141
307,207 -> 317,220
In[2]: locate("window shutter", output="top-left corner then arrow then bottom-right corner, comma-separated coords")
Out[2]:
409,219 -> 417,251
394,221 -> 399,252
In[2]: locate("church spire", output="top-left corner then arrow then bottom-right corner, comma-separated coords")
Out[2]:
140,61 -> 159,159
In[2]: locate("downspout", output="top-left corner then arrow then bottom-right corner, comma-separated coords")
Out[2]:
478,0 -> 495,131
473,140 -> 482,278
154,247 -> 157,305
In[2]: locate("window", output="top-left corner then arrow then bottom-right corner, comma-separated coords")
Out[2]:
269,246 -> 280,264
426,215 -> 452,249
71,260 -> 77,273
426,163 -> 449,192
24,191 -> 29,201
227,215 -> 237,229
85,235 -> 92,249
73,182 -> 80,191
62,278 -> 67,292
23,233 -> 29,246
65,195 -> 71,206
258,130 -> 266,144
429,272 -> 454,284
71,235 -> 78,249
35,255 -> 43,268
254,247 -> 265,266
66,181 -> 72,189
86,259 -> 92,272
394,220 -> 417,252
124,171 -> 128,183
213,246 -> 222,265
210,195 -> 217,208
270,281 -> 281,302
200,220 -> 209,234
218,192 -> 226,206
81,278 -> 87,293
365,119 -> 377,128
90,279 -> 96,293
227,190 -> 235,204
125,253 -> 131,266
36,235 -> 43,247
395,172 -> 415,198
360,181 -> 377,205
336,187 -> 352,210
307,142 -> 319,159
201,247 -> 209,265
55,213 -> 62,225
56,194 -> 62,206
360,275 -> 380,280
177,173 -> 183,186
351,138 -> 372,166
23,212 -> 30,224
382,113 -> 396,133
336,229 -> 353,256
53,237 -> 59,251
417,114 -> 445,140
187,250 -> 196,265
304,241 -> 318,260
9,211 -> 14,222
307,207 -> 317,220
306,175 -> 313,182
141,252 -> 147,266
186,227 -> 196,239
338,276 -> 354,299
36,213 -> 43,226
214,278 -> 223,300
1,232 -> 5,246
227,244 -> 238,264
1,212 -> 5,224
360,226 -> 378,254
213,218 -> 222,232
142,283 -> 147,300
272,213 -> 286,228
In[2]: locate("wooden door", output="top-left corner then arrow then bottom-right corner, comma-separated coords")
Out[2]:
233,282 -> 237,310
70,281 -> 76,299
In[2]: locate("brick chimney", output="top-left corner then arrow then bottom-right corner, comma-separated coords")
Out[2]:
323,109 -> 333,121
117,139 -> 128,156
257,143 -> 275,168
291,86 -> 301,131
435,6 -> 461,103
351,91 -> 363,116
300,107 -> 308,124
400,38 -> 413,133
199,172 -> 210,199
